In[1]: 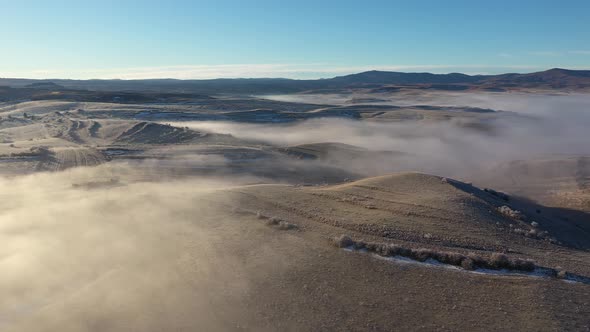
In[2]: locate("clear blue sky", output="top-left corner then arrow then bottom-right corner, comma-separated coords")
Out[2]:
2,0 -> 589,79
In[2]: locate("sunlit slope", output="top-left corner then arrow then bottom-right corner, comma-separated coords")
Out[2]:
228,172 -> 590,260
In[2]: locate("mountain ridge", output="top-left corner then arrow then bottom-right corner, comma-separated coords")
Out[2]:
1,68 -> 589,94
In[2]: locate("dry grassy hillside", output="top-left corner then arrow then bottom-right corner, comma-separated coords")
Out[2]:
1,92 -> 589,331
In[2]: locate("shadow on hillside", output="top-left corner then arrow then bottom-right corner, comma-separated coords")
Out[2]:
447,178 -> 590,251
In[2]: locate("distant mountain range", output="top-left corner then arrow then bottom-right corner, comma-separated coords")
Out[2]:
1,68 -> 589,94
325,68 -> 590,91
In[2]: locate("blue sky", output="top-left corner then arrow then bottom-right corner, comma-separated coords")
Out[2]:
2,0 -> 589,79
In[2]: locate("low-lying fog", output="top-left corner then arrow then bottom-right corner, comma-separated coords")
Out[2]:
260,92 -> 590,115
173,93 -> 590,179
0,165 -> 269,331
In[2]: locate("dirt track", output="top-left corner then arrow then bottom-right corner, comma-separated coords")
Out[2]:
37,147 -> 106,171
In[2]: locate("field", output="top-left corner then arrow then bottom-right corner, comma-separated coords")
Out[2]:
0,86 -> 589,331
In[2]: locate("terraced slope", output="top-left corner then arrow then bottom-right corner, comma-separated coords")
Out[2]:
35,147 -> 107,171
114,122 -> 207,144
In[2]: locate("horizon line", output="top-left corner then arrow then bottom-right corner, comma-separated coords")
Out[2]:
1,65 -> 588,82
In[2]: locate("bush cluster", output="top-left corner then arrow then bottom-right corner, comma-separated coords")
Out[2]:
498,205 -> 524,220
331,235 -> 536,272
263,216 -> 297,230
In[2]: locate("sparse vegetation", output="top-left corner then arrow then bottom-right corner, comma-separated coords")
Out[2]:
331,235 -> 538,272
266,216 -> 281,225
353,240 -> 367,250
511,224 -> 554,242
259,215 -> 298,230
278,220 -> 297,230
489,253 -> 511,269
498,205 -> 524,220
461,258 -> 475,270
333,234 -> 355,248
512,228 -> 527,235
496,206 -> 556,241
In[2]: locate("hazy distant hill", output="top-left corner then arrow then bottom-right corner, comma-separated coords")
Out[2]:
1,68 -> 589,94
481,68 -> 590,89
329,70 -> 485,84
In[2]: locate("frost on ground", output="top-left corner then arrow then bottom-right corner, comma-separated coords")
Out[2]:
333,235 -> 590,284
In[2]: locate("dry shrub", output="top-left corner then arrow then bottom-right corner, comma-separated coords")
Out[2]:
353,240 -> 367,250
376,244 -> 391,256
512,258 -> 535,271
265,217 -> 281,226
397,246 -> 412,257
333,235 -> 354,248
498,205 -> 524,220
365,242 -> 378,251
489,253 -> 511,269
445,252 -> 467,265
278,220 -> 297,230
467,253 -> 485,266
461,258 -> 475,271
331,235 -> 538,272
513,228 -> 527,235
512,226 -> 552,241
412,248 -> 435,262
387,245 -> 406,256
431,251 -> 450,263
380,244 -> 395,256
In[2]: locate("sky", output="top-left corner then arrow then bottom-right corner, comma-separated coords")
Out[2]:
1,0 -> 590,79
